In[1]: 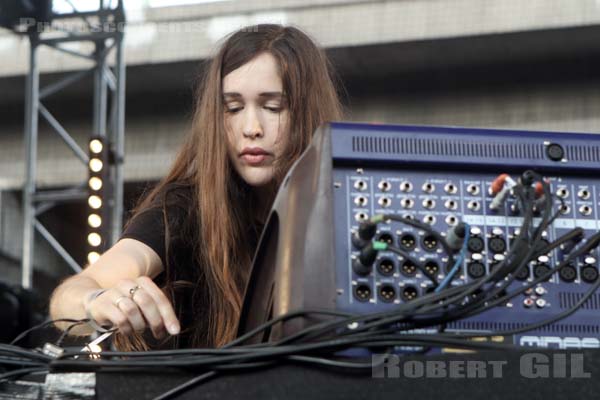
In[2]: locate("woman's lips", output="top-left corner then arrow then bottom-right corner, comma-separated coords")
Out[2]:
239,147 -> 272,165
241,154 -> 269,165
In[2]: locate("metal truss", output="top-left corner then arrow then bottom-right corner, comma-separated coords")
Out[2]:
20,1 -> 126,288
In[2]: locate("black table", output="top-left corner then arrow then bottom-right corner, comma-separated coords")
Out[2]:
3,349 -> 600,399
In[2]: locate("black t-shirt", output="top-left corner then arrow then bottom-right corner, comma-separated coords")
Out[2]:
118,181 -> 263,348
120,182 -> 196,275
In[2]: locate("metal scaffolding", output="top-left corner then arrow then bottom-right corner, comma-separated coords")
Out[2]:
20,1 -> 126,289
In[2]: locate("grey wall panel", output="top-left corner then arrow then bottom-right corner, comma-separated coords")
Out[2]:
1,0 -> 599,77
1,81 -> 600,191
348,82 -> 600,133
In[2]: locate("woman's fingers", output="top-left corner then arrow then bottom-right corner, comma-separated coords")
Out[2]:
115,280 -> 149,332
115,296 -> 147,332
87,278 -> 180,339
129,287 -> 166,339
107,305 -> 135,334
135,276 -> 181,335
88,299 -> 134,335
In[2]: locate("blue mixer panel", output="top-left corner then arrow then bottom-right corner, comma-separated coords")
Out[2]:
330,122 -> 600,348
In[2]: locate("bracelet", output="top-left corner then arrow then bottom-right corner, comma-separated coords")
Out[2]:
84,289 -> 112,333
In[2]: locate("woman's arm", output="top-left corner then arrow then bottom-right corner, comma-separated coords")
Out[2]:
49,238 -> 180,338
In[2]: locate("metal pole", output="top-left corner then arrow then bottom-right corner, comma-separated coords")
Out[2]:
93,44 -> 108,140
21,34 -> 40,289
39,68 -> 94,100
111,34 -> 126,246
93,39 -> 110,253
18,3 -> 127,287
38,103 -> 89,163
34,219 -> 82,274
0,191 -> 3,248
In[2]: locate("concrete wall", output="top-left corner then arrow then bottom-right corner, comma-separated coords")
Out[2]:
2,0 -> 599,77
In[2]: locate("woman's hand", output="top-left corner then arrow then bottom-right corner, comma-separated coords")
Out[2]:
84,276 -> 180,339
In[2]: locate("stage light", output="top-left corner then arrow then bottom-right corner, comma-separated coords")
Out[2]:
87,251 -> 101,264
89,139 -> 103,154
88,214 -> 102,228
88,176 -> 103,191
86,136 -> 110,261
87,232 -> 102,247
89,158 -> 103,172
88,195 -> 102,209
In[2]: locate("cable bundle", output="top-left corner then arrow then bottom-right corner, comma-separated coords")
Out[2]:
2,170 -> 600,400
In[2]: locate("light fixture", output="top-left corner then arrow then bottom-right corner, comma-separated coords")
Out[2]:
86,136 -> 109,265
89,158 -> 103,172
89,139 -> 103,154
88,176 -> 103,191
88,195 -> 102,209
87,232 -> 102,247
87,214 -> 102,228
87,252 -> 100,264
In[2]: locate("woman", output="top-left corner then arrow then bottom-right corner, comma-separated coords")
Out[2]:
49,24 -> 343,350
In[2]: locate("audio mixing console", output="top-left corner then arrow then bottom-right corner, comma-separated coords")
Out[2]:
240,122 -> 600,350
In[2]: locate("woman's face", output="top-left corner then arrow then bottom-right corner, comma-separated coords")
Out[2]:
223,52 -> 289,188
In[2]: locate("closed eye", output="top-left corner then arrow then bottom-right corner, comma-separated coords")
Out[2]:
224,104 -> 283,113
265,106 -> 283,113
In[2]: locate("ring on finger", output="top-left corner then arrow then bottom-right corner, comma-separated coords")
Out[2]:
129,285 -> 141,299
114,295 -> 129,308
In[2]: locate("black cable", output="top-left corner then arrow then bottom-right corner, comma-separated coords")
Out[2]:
325,177 -> 550,338
0,367 -> 48,382
225,309 -> 353,348
448,267 -> 600,338
151,371 -> 217,400
454,175 -> 562,312
274,281 -> 483,346
55,320 -> 89,347
211,360 -> 279,370
532,227 -> 584,259
420,225 -> 600,333
0,357 -> 46,367
0,344 -> 53,362
285,353 -> 383,369
410,237 -> 586,329
391,183 -> 594,336
246,192 -> 526,348
51,333 -> 517,370
426,180 -> 539,307
10,318 -> 83,346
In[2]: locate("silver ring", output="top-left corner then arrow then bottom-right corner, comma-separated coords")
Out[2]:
114,295 -> 129,308
129,285 -> 141,299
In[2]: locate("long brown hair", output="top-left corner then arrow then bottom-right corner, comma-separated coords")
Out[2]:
117,24 -> 343,350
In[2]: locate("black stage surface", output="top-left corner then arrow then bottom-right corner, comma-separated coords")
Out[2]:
2,349 -> 600,399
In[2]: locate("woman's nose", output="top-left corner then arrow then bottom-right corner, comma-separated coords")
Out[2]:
242,108 -> 263,139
